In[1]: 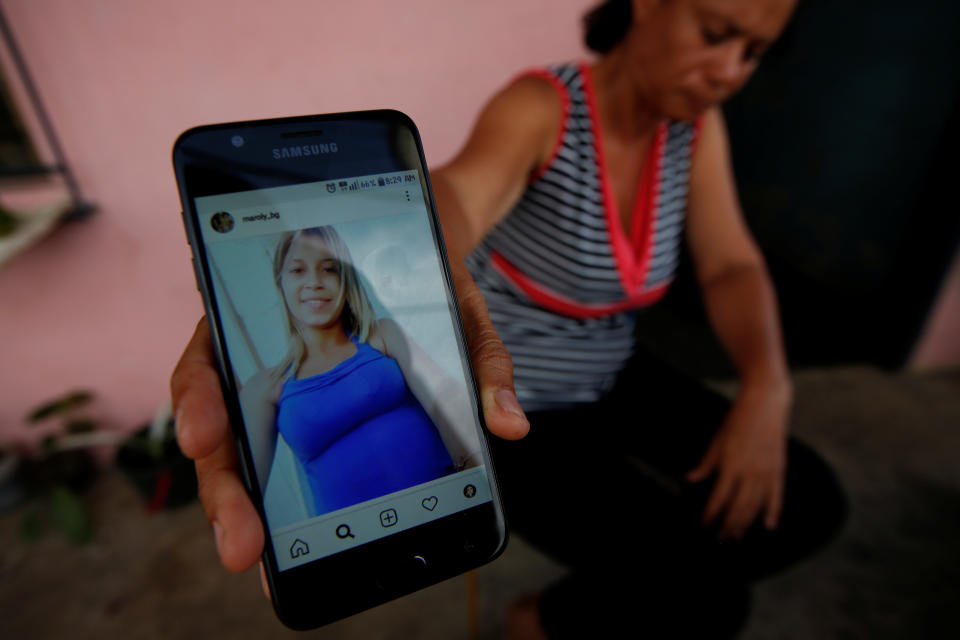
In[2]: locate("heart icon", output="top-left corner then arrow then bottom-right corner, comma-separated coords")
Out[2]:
421,496 -> 438,511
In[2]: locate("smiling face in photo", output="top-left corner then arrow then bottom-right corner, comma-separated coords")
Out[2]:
279,233 -> 346,331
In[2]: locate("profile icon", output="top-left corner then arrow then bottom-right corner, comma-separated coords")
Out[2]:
463,484 -> 477,499
210,211 -> 235,233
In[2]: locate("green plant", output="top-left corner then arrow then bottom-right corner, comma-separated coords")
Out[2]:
19,390 -> 120,545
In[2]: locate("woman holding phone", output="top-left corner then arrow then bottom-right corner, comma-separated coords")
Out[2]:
173,0 -> 845,636
240,225 -> 480,516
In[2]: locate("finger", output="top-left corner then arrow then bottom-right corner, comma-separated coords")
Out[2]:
195,438 -> 264,572
171,318 -> 230,460
764,474 -> 784,531
450,260 -> 529,441
687,439 -> 720,483
720,480 -> 765,539
702,470 -> 737,526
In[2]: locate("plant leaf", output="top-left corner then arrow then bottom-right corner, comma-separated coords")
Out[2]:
27,391 -> 94,423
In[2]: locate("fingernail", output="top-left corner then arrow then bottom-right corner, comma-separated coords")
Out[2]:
213,521 -> 225,556
495,389 -> 525,419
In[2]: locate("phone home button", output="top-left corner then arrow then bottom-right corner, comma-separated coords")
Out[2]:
375,555 -> 429,594
403,554 -> 430,587
399,554 -> 428,576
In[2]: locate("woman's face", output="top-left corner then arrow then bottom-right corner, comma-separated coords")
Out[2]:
625,0 -> 797,119
279,234 -> 346,331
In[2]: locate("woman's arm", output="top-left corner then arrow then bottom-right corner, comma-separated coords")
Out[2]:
171,320 -> 265,572
372,318 -> 482,468
432,75 -> 563,259
684,107 -> 793,538
417,75 -> 562,441
238,370 -> 281,496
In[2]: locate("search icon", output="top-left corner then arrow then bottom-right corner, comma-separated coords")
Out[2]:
336,524 -> 355,539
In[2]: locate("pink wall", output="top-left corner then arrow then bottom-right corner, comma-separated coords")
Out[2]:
0,0 -> 592,441
0,0 -> 956,443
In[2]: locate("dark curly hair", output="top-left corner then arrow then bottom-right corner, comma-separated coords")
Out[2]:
583,0 -> 633,54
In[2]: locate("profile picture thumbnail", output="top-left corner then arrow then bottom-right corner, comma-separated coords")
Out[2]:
210,211 -> 235,233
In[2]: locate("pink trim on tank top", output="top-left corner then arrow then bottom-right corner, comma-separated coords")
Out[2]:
634,123 -> 667,290
578,61 -> 665,295
508,69 -> 572,184
491,250 -> 669,319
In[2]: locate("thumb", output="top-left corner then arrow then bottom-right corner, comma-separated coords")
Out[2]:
450,259 -> 529,440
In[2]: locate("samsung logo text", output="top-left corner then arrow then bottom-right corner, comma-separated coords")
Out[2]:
272,143 -> 339,159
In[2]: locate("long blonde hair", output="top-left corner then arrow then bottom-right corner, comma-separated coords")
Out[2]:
269,226 -> 375,381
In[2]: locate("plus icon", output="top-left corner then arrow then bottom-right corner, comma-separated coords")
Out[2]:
379,509 -> 398,528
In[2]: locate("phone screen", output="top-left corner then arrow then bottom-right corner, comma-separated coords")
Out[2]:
192,166 -> 493,572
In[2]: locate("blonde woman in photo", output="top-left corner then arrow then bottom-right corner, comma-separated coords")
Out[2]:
240,226 -> 479,516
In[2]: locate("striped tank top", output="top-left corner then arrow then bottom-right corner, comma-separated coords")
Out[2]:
465,62 -> 701,410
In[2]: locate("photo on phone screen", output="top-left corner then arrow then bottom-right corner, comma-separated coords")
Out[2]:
193,170 -> 494,571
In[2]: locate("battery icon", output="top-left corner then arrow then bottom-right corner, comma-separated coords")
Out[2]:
378,177 -> 385,187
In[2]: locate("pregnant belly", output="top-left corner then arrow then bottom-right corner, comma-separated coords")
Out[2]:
304,404 -> 454,513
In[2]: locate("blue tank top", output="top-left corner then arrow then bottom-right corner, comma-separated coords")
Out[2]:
276,336 -> 454,515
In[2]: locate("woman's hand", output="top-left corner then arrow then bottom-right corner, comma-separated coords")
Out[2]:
171,319 -> 264,573
684,108 -> 792,539
686,382 -> 790,539
171,271 -> 529,574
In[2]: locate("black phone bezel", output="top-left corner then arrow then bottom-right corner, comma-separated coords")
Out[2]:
172,110 -> 508,630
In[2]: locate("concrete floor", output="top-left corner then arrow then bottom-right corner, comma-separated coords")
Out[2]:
1,366 -> 958,639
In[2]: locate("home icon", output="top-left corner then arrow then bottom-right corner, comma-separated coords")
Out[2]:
290,539 -> 310,559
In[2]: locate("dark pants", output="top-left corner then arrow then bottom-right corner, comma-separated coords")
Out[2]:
489,353 -> 848,639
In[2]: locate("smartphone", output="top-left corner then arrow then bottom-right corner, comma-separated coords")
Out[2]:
172,111 -> 507,629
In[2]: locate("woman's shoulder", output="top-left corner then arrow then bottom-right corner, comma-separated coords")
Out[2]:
365,318 -> 394,353
487,72 -> 562,125
367,318 -> 421,361
511,62 -> 582,87
368,317 -> 402,343
468,69 -> 566,168
506,63 -> 580,108
244,368 -> 273,389
479,62 -> 583,124
241,367 -> 284,403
